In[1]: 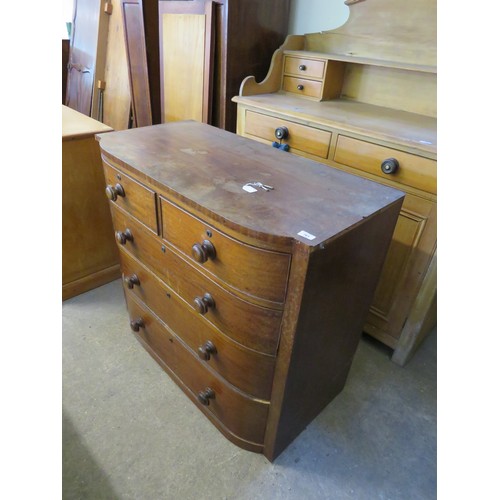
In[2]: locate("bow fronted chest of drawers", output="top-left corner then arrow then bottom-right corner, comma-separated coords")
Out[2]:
97,121 -> 404,461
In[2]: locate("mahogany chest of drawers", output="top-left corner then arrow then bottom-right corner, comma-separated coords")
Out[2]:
97,121 -> 404,461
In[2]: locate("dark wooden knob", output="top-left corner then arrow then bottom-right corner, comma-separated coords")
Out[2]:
297,84 -> 304,91
198,340 -> 217,361
130,318 -> 144,332
381,157 -> 399,175
115,228 -> 133,245
197,387 -> 215,406
193,293 -> 215,315
124,274 -> 140,289
105,183 -> 125,201
275,126 -> 289,140
298,64 -> 306,71
191,240 -> 216,263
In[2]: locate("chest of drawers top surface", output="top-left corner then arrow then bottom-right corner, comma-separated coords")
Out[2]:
97,121 -> 404,247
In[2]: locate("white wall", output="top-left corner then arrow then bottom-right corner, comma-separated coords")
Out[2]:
288,0 -> 349,35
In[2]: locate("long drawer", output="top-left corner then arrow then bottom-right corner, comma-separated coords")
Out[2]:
111,204 -> 283,355
334,135 -> 437,195
244,110 -> 332,159
126,294 -> 270,445
160,197 -> 290,305
120,249 -> 276,400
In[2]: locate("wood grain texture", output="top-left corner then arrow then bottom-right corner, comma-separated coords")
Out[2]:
62,106 -> 119,299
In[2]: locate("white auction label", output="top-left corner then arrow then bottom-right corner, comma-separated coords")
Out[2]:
297,230 -> 316,240
242,185 -> 258,193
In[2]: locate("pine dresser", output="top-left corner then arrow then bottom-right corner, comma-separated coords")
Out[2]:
96,121 -> 404,461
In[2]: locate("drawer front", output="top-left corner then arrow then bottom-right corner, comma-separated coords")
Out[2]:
120,250 -> 276,400
126,295 -> 269,445
102,160 -> 158,232
111,204 -> 283,355
284,56 -> 325,79
282,76 -> 322,99
245,111 -> 331,159
160,198 -> 290,305
334,135 -> 437,194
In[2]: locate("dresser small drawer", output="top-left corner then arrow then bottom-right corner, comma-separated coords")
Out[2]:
245,111 -> 331,159
111,204 -> 283,355
102,161 -> 158,232
126,295 -> 269,445
334,136 -> 437,194
282,76 -> 322,99
284,56 -> 325,79
160,198 -> 290,305
120,250 -> 276,400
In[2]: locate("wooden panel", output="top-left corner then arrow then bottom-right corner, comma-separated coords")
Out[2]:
334,135 -> 436,194
102,0 -> 131,130
122,0 -> 152,127
62,39 -> 70,104
282,76 -> 322,99
62,107 -> 119,299
284,56 -> 324,79
245,110 -> 331,159
110,204 -> 283,355
160,197 -> 290,304
102,160 -> 158,232
364,194 -> 437,342
126,294 -> 270,445
162,13 -> 207,123
120,250 -> 276,399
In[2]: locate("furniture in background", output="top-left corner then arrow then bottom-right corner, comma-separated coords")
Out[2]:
62,106 -> 121,300
66,0 -> 132,130
97,121 -> 403,460
62,38 -> 70,104
232,0 -> 437,365
157,0 -> 291,132
121,0 -> 161,127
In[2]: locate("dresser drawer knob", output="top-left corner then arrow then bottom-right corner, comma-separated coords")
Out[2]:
298,64 -> 307,71
191,240 -> 216,263
130,317 -> 144,332
275,126 -> 289,140
198,340 -> 217,361
124,273 -> 140,289
194,293 -> 215,315
381,158 -> 399,175
197,387 -> 215,406
297,84 -> 304,91
115,228 -> 134,245
105,183 -> 125,201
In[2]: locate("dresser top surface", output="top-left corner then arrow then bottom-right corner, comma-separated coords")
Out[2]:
97,121 -> 404,246
62,105 -> 113,140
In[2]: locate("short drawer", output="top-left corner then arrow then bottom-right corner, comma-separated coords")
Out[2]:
282,76 -> 322,99
102,160 -> 158,232
245,111 -> 331,159
120,250 -> 276,400
284,56 -> 325,79
126,294 -> 270,445
111,204 -> 283,355
160,198 -> 290,305
334,135 -> 437,194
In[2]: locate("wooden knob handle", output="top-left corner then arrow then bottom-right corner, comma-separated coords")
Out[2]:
297,84 -> 304,91
105,183 -> 125,201
115,228 -> 133,245
381,157 -> 399,175
193,293 -> 215,315
198,340 -> 217,360
298,64 -> 306,71
191,240 -> 216,263
197,387 -> 215,406
124,274 -> 140,289
130,318 -> 144,332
